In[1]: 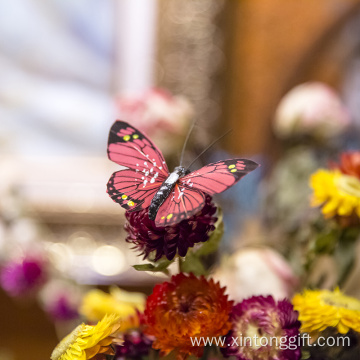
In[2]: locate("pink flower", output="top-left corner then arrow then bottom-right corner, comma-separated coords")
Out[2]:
222,296 -> 301,360
274,82 -> 350,140
0,255 -> 47,297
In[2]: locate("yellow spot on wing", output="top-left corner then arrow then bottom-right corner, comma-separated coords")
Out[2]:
123,135 -> 131,141
230,169 -> 237,173
133,134 -> 139,139
128,201 -> 135,206
167,214 -> 173,220
161,216 -> 165,219
228,164 -> 236,169
122,194 -> 128,199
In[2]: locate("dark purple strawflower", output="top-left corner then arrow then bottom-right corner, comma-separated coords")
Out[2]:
124,195 -> 217,261
0,256 -> 47,297
45,295 -> 79,321
115,330 -> 153,360
222,295 -> 301,360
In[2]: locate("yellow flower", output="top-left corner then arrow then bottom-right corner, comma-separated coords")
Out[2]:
310,169 -> 360,218
292,288 -> 360,335
80,287 -> 145,331
51,314 -> 122,360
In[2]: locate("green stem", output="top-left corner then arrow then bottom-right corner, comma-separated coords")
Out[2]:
178,257 -> 183,273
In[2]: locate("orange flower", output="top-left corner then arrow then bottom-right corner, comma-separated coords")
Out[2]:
144,273 -> 233,359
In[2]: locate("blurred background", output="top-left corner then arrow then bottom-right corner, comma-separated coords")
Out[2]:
1,0 -> 360,359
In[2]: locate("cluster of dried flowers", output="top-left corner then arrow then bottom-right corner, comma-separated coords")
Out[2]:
2,85 -> 360,360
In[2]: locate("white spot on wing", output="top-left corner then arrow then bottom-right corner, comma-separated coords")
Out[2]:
178,190 -> 184,199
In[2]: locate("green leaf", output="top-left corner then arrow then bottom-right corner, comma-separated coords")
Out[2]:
133,258 -> 174,274
133,264 -> 157,271
341,227 -> 360,242
180,253 -> 207,276
179,208 -> 224,276
314,230 -> 338,254
335,229 -> 358,286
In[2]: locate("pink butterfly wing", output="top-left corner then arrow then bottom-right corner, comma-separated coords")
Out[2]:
178,159 -> 259,195
155,184 -> 205,227
107,169 -> 166,212
107,120 -> 169,176
107,121 -> 169,211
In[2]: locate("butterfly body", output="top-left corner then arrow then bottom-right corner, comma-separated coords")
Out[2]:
107,120 -> 259,227
148,166 -> 187,220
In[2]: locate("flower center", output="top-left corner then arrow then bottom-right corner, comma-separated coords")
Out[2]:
179,300 -> 191,313
237,321 -> 281,360
246,324 -> 268,350
336,174 -> 360,198
322,292 -> 360,311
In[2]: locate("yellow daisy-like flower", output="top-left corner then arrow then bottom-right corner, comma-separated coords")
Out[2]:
51,314 -> 122,360
310,169 -> 360,218
80,287 -> 145,331
292,288 -> 360,335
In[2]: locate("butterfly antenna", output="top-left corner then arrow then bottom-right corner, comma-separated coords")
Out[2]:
186,129 -> 232,171
179,120 -> 197,167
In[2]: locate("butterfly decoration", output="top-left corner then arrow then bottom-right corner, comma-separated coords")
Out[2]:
107,121 -> 259,227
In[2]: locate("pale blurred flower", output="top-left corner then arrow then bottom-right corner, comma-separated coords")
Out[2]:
0,158 -> 22,220
115,88 -> 194,154
40,280 -> 82,321
274,82 -> 350,140
9,218 -> 39,245
0,220 -> 6,256
213,247 -> 298,301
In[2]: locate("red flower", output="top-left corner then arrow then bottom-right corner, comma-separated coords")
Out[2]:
124,195 -> 217,261
143,273 -> 233,359
338,151 -> 360,179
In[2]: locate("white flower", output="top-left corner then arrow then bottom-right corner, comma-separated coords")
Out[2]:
213,247 -> 298,301
274,82 -> 350,140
